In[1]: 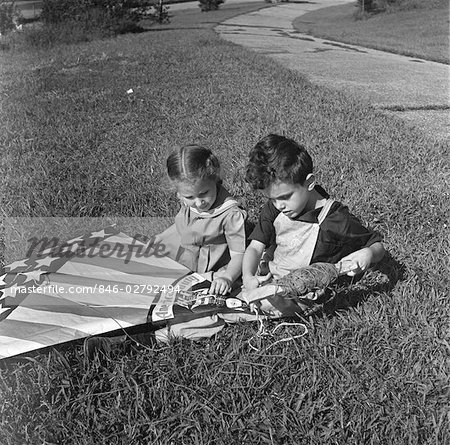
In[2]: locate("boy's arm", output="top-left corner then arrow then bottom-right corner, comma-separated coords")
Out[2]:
242,240 -> 267,290
339,241 -> 385,276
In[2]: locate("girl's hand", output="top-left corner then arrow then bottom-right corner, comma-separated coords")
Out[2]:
209,276 -> 232,295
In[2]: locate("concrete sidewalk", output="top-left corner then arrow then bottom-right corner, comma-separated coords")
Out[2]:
215,0 -> 449,140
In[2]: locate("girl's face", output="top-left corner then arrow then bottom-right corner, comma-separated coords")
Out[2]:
176,178 -> 218,212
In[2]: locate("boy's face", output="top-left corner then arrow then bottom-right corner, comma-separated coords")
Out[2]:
176,178 -> 218,212
264,178 -> 313,219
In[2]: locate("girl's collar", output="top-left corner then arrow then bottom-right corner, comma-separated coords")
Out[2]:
190,185 -> 238,217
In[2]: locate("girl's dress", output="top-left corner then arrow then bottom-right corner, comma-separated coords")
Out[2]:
159,185 -> 247,273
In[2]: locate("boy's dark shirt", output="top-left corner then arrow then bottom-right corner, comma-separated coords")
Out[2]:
249,185 -> 382,265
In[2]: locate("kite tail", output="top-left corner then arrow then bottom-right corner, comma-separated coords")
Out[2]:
275,262 -> 340,297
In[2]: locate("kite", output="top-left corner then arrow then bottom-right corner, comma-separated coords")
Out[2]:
0,227 -> 343,359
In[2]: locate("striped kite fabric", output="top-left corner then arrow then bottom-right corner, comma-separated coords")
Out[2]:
0,227 -> 191,359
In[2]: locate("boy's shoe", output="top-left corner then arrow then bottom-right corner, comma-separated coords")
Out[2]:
83,335 -> 127,360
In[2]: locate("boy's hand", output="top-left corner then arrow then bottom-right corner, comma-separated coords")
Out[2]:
209,276 -> 232,295
339,248 -> 373,276
242,283 -> 278,304
243,273 -> 272,290
243,275 -> 260,290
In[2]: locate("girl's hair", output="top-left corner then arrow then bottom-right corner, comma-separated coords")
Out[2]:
167,144 -> 221,184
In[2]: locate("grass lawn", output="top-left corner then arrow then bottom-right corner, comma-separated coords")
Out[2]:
292,0 -> 450,64
0,2 -> 449,444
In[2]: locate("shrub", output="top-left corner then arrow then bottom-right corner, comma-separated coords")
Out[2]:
40,0 -> 84,24
356,0 -> 385,13
40,0 -> 151,33
0,0 -> 21,35
148,0 -> 170,24
198,0 -> 224,12
3,0 -> 170,50
24,20 -> 94,46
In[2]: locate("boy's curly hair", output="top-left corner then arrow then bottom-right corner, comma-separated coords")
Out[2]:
245,134 -> 313,190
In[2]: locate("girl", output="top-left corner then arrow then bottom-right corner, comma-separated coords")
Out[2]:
84,145 -> 247,360
155,144 -> 247,295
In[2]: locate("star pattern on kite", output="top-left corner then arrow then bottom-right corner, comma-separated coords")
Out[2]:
0,227 -> 118,309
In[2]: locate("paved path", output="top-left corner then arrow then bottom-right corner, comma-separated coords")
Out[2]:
215,0 -> 450,141
17,0 -> 449,139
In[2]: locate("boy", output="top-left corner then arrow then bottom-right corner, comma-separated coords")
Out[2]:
242,134 -> 385,290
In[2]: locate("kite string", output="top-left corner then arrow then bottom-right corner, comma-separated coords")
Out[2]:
247,303 -> 308,352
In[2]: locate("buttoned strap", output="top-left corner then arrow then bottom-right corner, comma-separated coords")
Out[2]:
317,199 -> 335,225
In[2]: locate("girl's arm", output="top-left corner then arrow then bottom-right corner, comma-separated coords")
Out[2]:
210,253 -> 244,295
209,207 -> 247,295
152,223 -> 177,244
